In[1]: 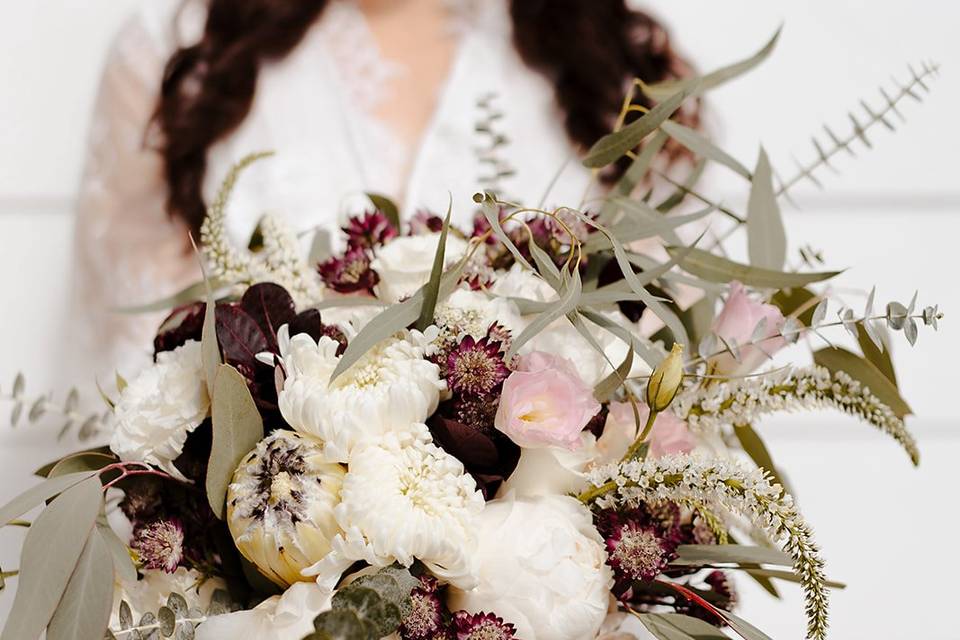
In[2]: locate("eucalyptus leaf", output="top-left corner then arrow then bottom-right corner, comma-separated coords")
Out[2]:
857,323 -> 896,385
117,279 -> 227,314
666,247 -> 841,288
745,568 -> 846,590
811,298 -> 828,326
97,517 -> 137,583
579,309 -> 662,369
672,544 -> 793,567
747,148 -> 786,270
477,193 -> 533,271
594,345 -> 634,402
44,451 -> 116,478
1,477 -> 103,640
721,609 -> 775,640
639,613 -> 730,639
641,26 -> 782,101
599,130 -> 669,223
585,202 -> 714,253
0,470 -> 98,526
584,83 -> 700,168
367,193 -> 401,231
415,202 -> 452,331
206,364 -> 265,518
527,233 -> 561,291
733,424 -> 790,493
657,159 -> 706,213
661,120 -> 752,179
201,281 -> 221,400
47,527 -> 114,640
813,346 -> 912,418
506,268 -> 582,361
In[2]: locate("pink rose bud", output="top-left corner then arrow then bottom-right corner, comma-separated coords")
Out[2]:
494,351 -> 601,451
710,281 -> 787,376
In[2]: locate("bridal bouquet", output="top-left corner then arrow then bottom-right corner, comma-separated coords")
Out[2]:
0,32 -> 943,640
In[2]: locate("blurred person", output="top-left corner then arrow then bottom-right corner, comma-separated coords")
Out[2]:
70,0 -> 698,379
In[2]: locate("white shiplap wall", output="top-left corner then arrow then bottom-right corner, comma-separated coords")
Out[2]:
1,1 -> 958,636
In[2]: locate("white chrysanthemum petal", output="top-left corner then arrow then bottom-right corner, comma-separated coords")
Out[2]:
305,426 -> 484,590
277,331 -> 443,462
109,340 -> 209,471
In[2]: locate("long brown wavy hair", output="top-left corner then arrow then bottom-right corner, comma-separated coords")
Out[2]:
155,0 -> 699,235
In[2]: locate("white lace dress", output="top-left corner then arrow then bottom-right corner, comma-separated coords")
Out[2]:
71,0 -> 598,381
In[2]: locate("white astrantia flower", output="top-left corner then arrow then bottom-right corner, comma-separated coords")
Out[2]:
370,232 -> 468,303
304,425 -> 484,590
196,581 -> 333,640
447,493 -> 613,640
110,340 -> 209,476
277,326 -> 444,462
227,430 -> 346,587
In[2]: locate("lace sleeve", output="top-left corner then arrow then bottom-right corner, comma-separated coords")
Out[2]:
69,11 -> 201,382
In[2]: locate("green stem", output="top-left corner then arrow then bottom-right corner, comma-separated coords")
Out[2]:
622,410 -> 659,463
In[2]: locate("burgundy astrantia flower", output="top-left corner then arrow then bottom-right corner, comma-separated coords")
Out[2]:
400,576 -> 449,640
446,336 -> 510,397
596,507 -> 680,590
132,518 -> 185,573
344,210 -> 398,250
318,246 -> 379,294
453,611 -> 516,640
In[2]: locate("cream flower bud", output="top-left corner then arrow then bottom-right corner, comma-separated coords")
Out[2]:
227,430 -> 345,587
645,343 -> 684,412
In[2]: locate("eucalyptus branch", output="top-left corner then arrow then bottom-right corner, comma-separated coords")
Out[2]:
1,373 -> 109,441
777,61 -> 940,198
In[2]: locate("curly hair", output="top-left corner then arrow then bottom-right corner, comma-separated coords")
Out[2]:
155,0 -> 700,235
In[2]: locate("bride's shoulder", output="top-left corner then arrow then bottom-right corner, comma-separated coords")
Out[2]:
114,0 -> 206,56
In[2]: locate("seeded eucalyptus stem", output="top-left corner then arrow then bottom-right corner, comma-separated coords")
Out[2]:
110,616 -> 207,638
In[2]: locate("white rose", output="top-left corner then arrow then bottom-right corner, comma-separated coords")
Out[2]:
277,326 -> 443,462
110,568 -> 224,630
196,581 -> 332,640
110,340 -> 209,476
447,494 -> 613,640
370,232 -> 468,303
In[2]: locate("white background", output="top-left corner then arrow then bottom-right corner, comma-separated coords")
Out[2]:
1,1 -> 958,637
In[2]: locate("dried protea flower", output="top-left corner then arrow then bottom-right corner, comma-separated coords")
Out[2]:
446,336 -> 509,397
453,611 -> 517,640
226,430 -> 345,587
344,210 -> 398,250
131,519 -> 185,573
318,246 -> 379,294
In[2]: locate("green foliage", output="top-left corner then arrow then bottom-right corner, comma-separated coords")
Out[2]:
206,364 -> 265,519
305,565 -> 419,640
415,202 -> 453,331
665,247 -> 841,289
746,148 -> 787,271
366,193 -> 401,232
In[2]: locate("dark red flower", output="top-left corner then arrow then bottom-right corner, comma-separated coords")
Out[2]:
409,209 -> 446,235
400,576 -> 449,640
131,518 -> 185,573
446,336 -> 509,397
318,246 -> 379,294
453,611 -> 516,640
344,210 -> 397,250
596,507 -> 680,591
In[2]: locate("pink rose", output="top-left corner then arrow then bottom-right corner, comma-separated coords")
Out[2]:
494,351 -> 601,451
709,281 -> 786,375
602,402 -> 695,460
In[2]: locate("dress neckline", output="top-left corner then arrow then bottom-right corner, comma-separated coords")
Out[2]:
316,0 -> 478,212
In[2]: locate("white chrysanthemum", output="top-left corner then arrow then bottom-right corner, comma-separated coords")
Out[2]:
370,232 -> 468,302
447,494 -> 613,640
110,340 -> 209,475
305,426 -> 484,590
277,326 -> 444,462
227,430 -> 346,587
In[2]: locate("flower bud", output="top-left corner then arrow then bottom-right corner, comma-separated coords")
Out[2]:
645,343 -> 684,412
227,430 -> 345,587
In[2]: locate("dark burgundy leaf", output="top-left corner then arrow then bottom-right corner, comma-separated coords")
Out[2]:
154,302 -> 206,355
215,303 -> 271,372
289,309 -> 348,356
239,283 -> 297,351
428,413 -> 520,500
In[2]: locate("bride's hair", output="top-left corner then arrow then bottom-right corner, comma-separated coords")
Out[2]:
155,0 -> 700,234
